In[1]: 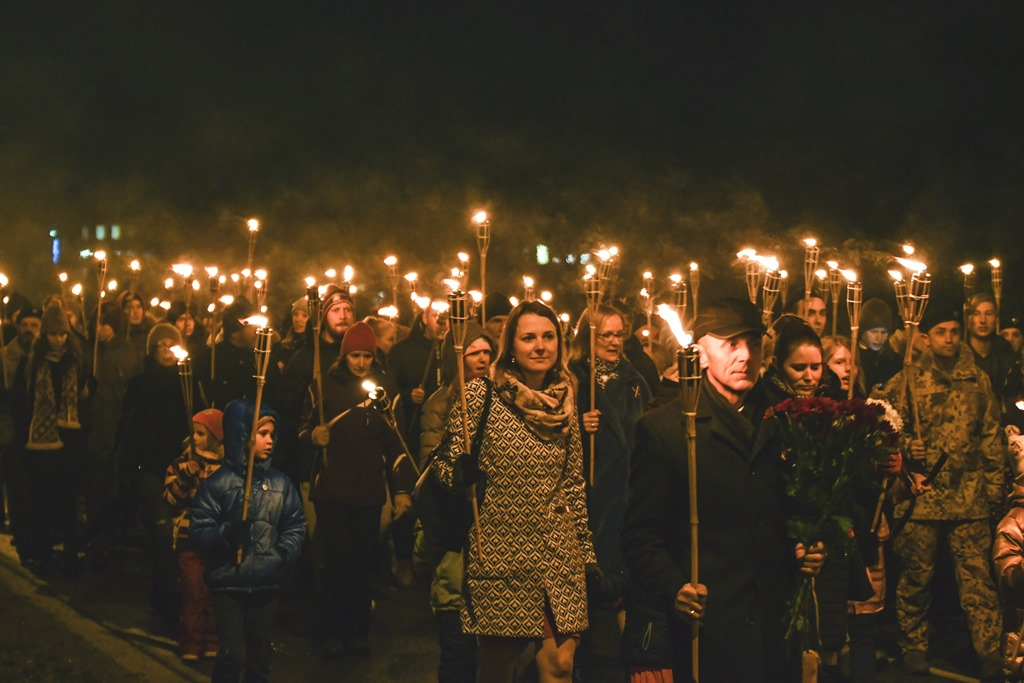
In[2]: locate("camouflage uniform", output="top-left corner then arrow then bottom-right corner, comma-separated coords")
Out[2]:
883,344 -> 1005,658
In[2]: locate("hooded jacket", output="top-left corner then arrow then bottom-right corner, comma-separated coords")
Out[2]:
190,400 -> 306,592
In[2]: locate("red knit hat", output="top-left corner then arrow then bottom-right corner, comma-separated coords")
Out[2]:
192,409 -> 224,444
340,321 -> 377,357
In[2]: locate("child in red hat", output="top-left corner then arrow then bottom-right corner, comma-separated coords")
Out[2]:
163,408 -> 225,660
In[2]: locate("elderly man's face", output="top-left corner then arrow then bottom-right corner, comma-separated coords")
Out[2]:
699,332 -> 763,406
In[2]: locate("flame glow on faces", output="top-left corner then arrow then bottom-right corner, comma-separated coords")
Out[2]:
243,315 -> 269,328
384,256 -> 397,267
895,257 -> 927,273
247,218 -> 260,233
960,264 -> 975,275
472,211 -> 488,225
656,304 -> 692,347
170,345 -> 189,361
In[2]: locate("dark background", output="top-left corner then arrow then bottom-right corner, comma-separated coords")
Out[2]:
2,2 -> 1022,318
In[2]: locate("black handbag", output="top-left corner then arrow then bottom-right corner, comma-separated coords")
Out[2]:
413,379 -> 492,556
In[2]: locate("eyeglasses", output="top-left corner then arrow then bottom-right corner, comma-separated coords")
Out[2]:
597,331 -> 627,342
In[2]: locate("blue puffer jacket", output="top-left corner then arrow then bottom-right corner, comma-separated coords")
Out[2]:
190,400 -> 306,593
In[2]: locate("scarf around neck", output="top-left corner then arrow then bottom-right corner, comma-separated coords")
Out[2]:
494,370 -> 574,442
26,350 -> 81,451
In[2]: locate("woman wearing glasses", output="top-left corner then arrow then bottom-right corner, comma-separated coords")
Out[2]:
568,303 -> 651,680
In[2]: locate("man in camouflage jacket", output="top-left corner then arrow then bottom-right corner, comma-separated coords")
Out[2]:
882,306 -> 1005,679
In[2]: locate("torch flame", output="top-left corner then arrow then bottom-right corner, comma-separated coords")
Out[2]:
107,280 -> 118,291
442,278 -> 461,292
895,257 -> 927,273
130,260 -> 141,272
404,272 -> 418,283
431,301 -> 450,313
540,291 -> 553,303
164,278 -> 174,289
324,268 -> 337,279
523,275 -> 534,288
71,283 -> 83,296
458,252 -> 470,264
0,273 -> 7,287
414,295 -> 430,310
205,266 -> 218,277
241,268 -> 251,278
219,295 -> 235,306
383,255 -> 397,267
343,265 -> 354,282
888,270 -> 904,282
304,276 -> 316,287
669,273 -> 682,284
469,290 -> 483,303
247,218 -> 260,232
656,304 -> 692,347
779,269 -> 789,279
802,238 -> 817,248
559,312 -> 570,323
508,296 -> 520,307
815,269 -> 828,281
172,263 -> 193,278
159,301 -> 171,310
378,305 -> 398,318
242,315 -> 269,328
147,295 -> 157,307
826,260 -> 839,270
840,269 -> 858,282
230,273 -> 240,283
254,269 -> 267,280
643,270 -> 653,280
170,345 -> 189,361
736,248 -> 757,260
902,244 -> 915,255
960,263 -> 975,275
690,261 -> 699,271
472,211 -> 488,224
990,258 -> 1001,269
58,272 -> 68,282
95,250 -> 107,261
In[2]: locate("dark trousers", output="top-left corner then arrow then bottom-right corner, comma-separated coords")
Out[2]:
315,501 -> 379,640
24,450 -> 82,566
1,443 -> 32,552
178,549 -> 218,653
437,610 -> 477,683
212,591 -> 276,683
847,612 -> 877,683
136,472 -> 178,612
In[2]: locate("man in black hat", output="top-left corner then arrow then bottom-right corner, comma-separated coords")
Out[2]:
622,297 -> 825,682
881,302 -> 1004,679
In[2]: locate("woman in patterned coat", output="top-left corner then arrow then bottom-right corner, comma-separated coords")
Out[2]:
435,300 -> 596,683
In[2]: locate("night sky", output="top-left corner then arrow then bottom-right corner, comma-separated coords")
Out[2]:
2,2 -> 1023,313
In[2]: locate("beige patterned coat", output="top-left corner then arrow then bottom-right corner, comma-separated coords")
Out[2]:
435,377 -> 596,637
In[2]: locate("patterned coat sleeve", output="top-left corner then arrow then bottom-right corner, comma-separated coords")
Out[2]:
563,412 -> 596,563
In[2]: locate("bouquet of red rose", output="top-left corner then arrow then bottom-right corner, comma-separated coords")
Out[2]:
766,396 -> 902,648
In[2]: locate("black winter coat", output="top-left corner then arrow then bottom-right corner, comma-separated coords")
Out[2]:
621,381 -> 799,683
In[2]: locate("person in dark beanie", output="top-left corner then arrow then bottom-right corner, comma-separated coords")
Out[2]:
857,298 -> 902,395
1,306 -> 41,540
166,300 -> 208,359
115,322 -> 202,622
881,301 -> 1004,679
273,285 -> 355,486
12,302 -> 91,577
84,301 -> 142,568
208,297 -> 273,410
119,290 -> 155,362
299,321 -> 416,657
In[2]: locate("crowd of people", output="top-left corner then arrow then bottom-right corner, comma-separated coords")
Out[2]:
1,265 -> 1024,683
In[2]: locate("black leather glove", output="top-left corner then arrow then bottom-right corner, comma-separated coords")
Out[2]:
454,455 -> 483,489
226,519 -> 253,547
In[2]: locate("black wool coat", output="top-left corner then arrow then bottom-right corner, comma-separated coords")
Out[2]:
621,380 -> 799,683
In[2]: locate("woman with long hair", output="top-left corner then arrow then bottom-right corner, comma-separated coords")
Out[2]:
435,300 -> 595,683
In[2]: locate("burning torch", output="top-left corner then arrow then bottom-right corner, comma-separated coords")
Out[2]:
474,211 -> 490,323
238,317 -> 273,564
448,289 -> 483,560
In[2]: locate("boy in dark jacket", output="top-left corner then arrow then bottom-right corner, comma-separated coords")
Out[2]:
191,400 -> 305,683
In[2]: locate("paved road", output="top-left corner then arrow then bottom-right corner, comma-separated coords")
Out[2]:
0,532 -> 988,682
